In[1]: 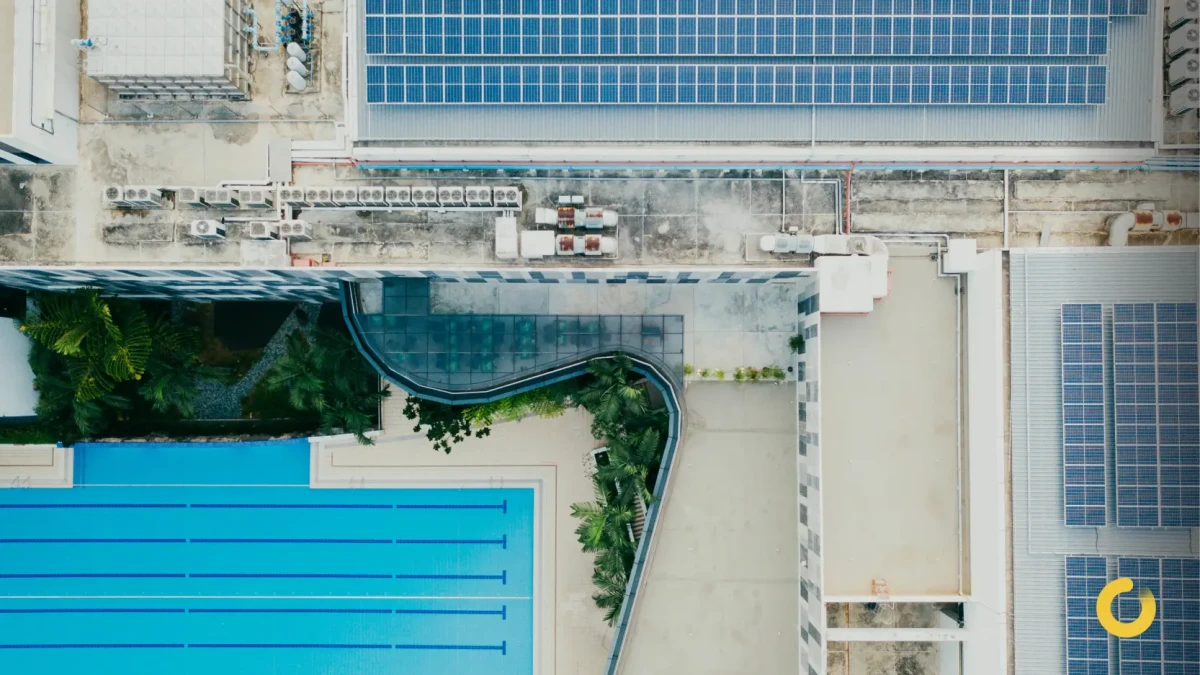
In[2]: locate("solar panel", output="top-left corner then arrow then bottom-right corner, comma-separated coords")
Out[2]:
1062,303 -> 1107,527
1113,303 -> 1200,528
1065,556 -> 1111,675
364,63 -> 1106,104
362,5 -> 1112,57
1116,557 -> 1200,675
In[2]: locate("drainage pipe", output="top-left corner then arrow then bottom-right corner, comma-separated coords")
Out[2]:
243,1 -> 284,52
1002,169 -> 1010,250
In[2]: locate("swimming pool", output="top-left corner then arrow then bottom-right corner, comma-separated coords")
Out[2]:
0,440 -> 535,675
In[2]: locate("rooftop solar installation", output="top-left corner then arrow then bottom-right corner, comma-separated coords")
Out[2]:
1064,556 -> 1111,675
1062,303 -> 1107,527
1113,303 -> 1200,528
1116,557 -> 1200,675
365,63 -> 1105,104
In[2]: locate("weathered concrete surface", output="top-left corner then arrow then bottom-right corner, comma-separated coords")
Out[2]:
617,383 -> 799,675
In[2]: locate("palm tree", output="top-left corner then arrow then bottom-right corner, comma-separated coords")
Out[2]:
138,318 -> 225,418
263,330 -> 327,412
596,426 -> 662,505
463,386 -> 571,425
570,474 -> 637,557
22,290 -> 152,401
575,355 -> 648,437
29,342 -> 130,441
591,558 -> 631,626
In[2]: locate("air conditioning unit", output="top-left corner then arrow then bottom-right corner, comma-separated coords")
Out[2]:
333,187 -> 361,207
1168,0 -> 1199,29
493,186 -> 522,208
305,187 -> 337,207
412,187 -> 439,207
174,187 -> 207,208
123,186 -> 164,208
103,185 -> 133,208
1170,56 -> 1200,86
438,186 -> 466,206
385,186 -> 413,206
1168,25 -> 1199,59
247,221 -> 279,240
759,233 -> 815,254
359,186 -> 387,206
278,187 -> 309,207
238,189 -> 273,209
189,219 -> 226,239
466,186 -> 493,206
203,188 -> 240,208
1170,84 -> 1200,114
278,219 -> 312,240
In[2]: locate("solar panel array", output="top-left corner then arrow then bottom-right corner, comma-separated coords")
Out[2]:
362,0 -> 1148,106
1062,303 -> 1107,527
1113,303 -> 1200,528
365,63 -> 1104,103
1064,556 -> 1110,675
1116,557 -> 1200,675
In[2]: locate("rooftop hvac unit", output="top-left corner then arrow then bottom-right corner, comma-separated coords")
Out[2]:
759,233 -> 815,254
103,185 -> 133,208
174,187 -> 207,208
1168,0 -> 1199,29
189,219 -> 226,239
493,186 -> 522,208
279,220 -> 312,241
1170,56 -> 1200,86
333,187 -> 361,207
1170,84 -> 1200,114
123,186 -> 164,208
359,187 -> 387,206
438,186 -> 466,206
247,221 -> 279,240
238,189 -> 273,209
557,234 -> 617,256
466,186 -> 493,206
385,186 -> 413,206
534,207 -> 557,225
412,187 -> 439,207
279,187 -> 310,207
203,188 -> 240,208
305,188 -> 337,208
1168,25 -> 1199,59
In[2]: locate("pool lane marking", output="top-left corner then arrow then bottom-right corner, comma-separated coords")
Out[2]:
0,539 -> 186,544
0,606 -> 508,616
0,537 -> 508,546
0,501 -> 511,510
0,596 -> 531,600
0,641 -> 509,653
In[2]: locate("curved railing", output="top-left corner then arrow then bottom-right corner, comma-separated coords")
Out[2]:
340,280 -> 682,675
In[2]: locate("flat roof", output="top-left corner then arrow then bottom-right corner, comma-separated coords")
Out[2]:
820,248 -> 966,599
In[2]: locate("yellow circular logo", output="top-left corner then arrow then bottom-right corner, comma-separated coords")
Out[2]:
1096,578 -> 1156,638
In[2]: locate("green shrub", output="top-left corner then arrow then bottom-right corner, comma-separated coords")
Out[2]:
789,333 -> 806,354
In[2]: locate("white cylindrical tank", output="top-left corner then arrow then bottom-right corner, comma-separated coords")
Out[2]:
602,210 -> 619,227
286,70 -> 308,91
598,236 -> 618,255
287,57 -> 309,76
286,42 -> 307,59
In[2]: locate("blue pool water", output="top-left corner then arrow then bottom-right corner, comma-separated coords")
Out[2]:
0,440 -> 535,675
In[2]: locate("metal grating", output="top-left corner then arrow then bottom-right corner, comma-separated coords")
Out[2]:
1062,303 -> 1107,527
1064,556 -> 1111,675
365,62 -> 1105,104
1116,557 -> 1200,675
1113,303 -> 1200,528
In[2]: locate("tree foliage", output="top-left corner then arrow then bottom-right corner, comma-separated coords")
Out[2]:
138,318 -> 227,418
574,355 -> 648,439
462,383 -> 573,426
403,397 -> 490,453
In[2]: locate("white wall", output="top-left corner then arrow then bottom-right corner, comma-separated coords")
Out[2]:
1,0 -> 79,164
0,319 -> 37,419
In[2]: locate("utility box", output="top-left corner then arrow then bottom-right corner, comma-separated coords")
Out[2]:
943,238 -> 978,273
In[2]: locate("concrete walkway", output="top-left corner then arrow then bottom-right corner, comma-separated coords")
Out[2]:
617,382 -> 800,675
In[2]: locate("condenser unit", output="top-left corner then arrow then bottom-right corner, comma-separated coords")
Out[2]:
1170,84 -> 1200,114
278,187 -> 309,207
278,220 -> 312,240
412,187 -> 439,207
247,221 -> 279,240
333,187 -> 361,207
438,186 -> 466,206
305,187 -> 337,208
203,188 -> 240,208
1168,0 -> 1199,29
385,186 -> 413,206
103,185 -> 133,208
1170,56 -> 1200,86
238,189 -> 274,209
123,186 -> 164,208
466,186 -> 493,206
174,187 -> 207,208
1168,25 -> 1200,59
189,219 -> 226,239
493,186 -> 522,208
359,186 -> 387,206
